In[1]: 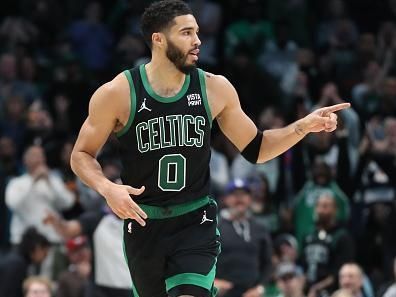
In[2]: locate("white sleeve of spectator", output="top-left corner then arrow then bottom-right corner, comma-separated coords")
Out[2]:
210,150 -> 229,189
48,175 -> 75,210
5,177 -> 34,210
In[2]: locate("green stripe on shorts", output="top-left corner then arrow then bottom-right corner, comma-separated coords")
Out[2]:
165,261 -> 217,292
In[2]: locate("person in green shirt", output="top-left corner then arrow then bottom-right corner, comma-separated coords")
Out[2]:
293,159 -> 350,247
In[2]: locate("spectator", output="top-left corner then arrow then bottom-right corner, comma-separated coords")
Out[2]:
300,193 -> 355,297
312,82 -> 361,180
0,95 -> 27,150
281,48 -> 319,102
275,262 -> 306,297
0,136 -> 21,177
315,0 -> 358,50
258,20 -> 299,96
0,53 -> 38,106
23,276 -> 52,297
0,227 -> 50,297
114,33 -> 147,72
67,1 -> 114,73
44,161 -> 133,297
377,77 -> 396,118
293,159 -> 350,245
21,0 -> 64,49
339,263 -> 373,297
376,22 -> 396,67
355,117 -> 396,206
351,61 -> 383,122
44,58 -> 91,134
273,234 -> 299,264
266,0 -> 309,46
267,236 -> 300,297
5,145 -> 75,245
56,236 -> 91,297
352,117 -> 396,287
248,173 -> 280,234
356,201 -> 396,289
0,16 -> 38,50
24,100 -> 60,157
216,178 -> 271,297
0,136 -> 22,251
51,94 -> 72,136
223,48 -> 283,120
44,207 -> 133,297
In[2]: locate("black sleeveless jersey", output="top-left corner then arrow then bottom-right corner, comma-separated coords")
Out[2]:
116,64 -> 212,206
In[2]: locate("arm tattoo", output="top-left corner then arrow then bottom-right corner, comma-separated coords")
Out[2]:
295,123 -> 306,136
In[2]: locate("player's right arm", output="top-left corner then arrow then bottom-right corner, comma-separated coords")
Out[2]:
70,75 -> 147,225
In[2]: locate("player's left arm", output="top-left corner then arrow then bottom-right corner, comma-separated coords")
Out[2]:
209,75 -> 350,163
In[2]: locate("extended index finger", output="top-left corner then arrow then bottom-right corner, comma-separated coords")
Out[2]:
322,103 -> 351,115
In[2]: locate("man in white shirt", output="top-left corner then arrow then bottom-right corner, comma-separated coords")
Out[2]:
5,145 -> 75,245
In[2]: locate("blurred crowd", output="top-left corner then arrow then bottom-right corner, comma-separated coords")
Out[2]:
0,0 -> 396,297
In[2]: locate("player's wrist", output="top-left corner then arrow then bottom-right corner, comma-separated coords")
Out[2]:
97,179 -> 114,198
294,119 -> 308,136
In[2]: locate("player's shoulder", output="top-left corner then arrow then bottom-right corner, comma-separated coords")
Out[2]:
88,72 -> 130,115
200,69 -> 238,107
200,70 -> 236,94
97,72 -> 129,97
200,70 -> 231,87
91,73 -> 129,103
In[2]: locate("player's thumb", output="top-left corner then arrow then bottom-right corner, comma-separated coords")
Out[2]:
126,185 -> 145,196
312,114 -> 328,125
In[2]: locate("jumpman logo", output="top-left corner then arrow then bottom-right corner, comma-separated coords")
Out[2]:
128,222 -> 132,233
138,98 -> 152,112
200,210 -> 213,224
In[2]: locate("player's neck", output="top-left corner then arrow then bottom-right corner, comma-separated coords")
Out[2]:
145,57 -> 186,98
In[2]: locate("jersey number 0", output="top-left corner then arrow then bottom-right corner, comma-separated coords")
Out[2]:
158,154 -> 186,191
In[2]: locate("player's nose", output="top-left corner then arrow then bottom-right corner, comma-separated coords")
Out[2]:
193,33 -> 201,47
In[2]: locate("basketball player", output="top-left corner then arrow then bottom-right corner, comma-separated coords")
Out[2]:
70,1 -> 350,296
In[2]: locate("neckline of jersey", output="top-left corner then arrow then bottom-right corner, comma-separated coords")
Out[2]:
139,64 -> 191,103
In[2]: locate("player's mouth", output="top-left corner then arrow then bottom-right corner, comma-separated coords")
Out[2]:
189,49 -> 200,60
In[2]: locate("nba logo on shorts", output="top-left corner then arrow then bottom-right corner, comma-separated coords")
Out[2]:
128,222 -> 133,233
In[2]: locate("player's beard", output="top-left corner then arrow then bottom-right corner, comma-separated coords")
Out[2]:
166,39 -> 197,74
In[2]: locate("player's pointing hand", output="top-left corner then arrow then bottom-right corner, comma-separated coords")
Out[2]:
296,103 -> 351,135
102,183 -> 148,226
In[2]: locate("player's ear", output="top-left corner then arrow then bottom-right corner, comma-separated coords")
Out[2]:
152,32 -> 165,49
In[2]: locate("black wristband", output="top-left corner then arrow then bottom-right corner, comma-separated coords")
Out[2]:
240,130 -> 263,163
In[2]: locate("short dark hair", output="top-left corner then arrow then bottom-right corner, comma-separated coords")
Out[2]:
141,0 -> 192,48
18,227 -> 50,259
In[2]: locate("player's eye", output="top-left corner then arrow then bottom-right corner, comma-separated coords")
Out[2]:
183,31 -> 191,36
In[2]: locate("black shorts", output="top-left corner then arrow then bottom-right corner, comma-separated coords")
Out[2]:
123,197 -> 220,297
